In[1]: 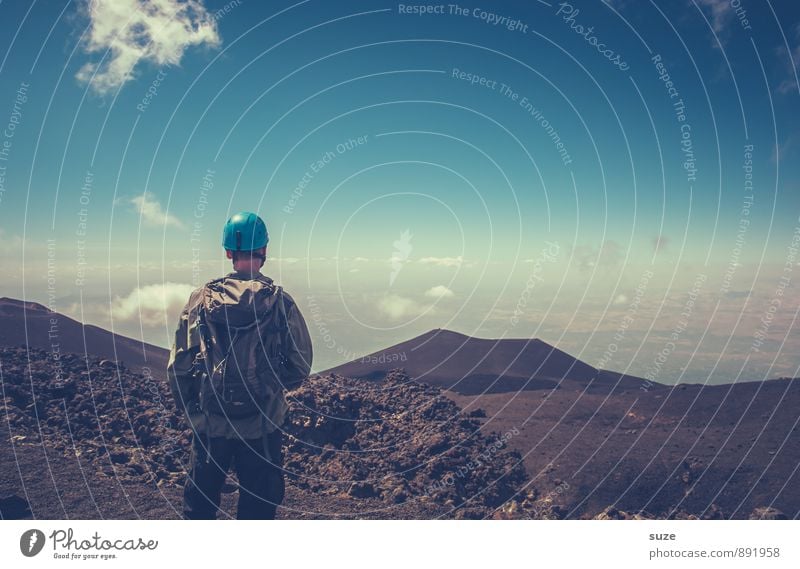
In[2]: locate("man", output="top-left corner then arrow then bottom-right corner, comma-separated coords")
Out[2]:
167,211 -> 313,519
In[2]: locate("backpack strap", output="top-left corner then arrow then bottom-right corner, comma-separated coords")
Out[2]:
193,287 -> 213,452
274,284 -> 288,331
196,289 -> 215,374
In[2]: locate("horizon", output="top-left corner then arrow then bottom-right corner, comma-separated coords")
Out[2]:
1,294 -> 795,386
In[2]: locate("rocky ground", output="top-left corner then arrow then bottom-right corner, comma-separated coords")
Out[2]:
1,346 -> 794,520
0,346 -> 534,519
449,380 -> 800,520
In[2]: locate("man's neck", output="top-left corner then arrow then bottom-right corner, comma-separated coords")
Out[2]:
231,265 -> 262,278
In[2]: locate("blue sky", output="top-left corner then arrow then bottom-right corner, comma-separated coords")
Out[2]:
0,0 -> 799,383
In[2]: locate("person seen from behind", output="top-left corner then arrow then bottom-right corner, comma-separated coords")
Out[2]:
167,211 -> 313,519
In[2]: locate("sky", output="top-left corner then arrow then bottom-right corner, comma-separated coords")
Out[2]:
0,0 -> 798,383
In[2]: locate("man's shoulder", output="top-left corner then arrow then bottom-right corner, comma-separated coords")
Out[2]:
273,284 -> 300,311
277,286 -> 295,303
181,284 -> 208,314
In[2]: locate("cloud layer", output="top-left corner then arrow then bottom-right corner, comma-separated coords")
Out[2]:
377,294 -> 426,320
77,0 -> 220,95
112,282 -> 194,325
424,285 -> 454,299
418,256 -> 464,267
131,192 -> 184,228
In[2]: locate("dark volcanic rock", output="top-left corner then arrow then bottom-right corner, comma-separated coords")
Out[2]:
1,348 -> 530,518
587,506 -> 656,520
6,344 -> 794,520
284,370 -> 529,514
750,506 -> 788,520
0,494 -> 31,519
1,346 -> 189,487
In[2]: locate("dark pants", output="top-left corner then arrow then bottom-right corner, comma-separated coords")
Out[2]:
183,430 -> 285,520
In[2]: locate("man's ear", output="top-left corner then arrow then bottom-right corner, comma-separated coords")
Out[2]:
225,250 -> 233,260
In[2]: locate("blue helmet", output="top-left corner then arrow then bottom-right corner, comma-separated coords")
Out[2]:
222,211 -> 269,251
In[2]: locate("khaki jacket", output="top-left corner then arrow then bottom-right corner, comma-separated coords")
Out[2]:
167,271 -> 313,440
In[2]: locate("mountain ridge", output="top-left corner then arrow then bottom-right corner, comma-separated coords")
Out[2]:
321,326 -> 662,395
0,298 -> 793,389
0,296 -> 169,377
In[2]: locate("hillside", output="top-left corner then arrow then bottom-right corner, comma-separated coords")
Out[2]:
0,297 -> 168,377
323,328 -> 663,395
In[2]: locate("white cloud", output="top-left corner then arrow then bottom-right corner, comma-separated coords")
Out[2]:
695,0 -> 731,34
131,192 -> 184,228
0,229 -> 24,252
424,285 -> 454,299
77,0 -> 220,95
112,282 -> 194,325
418,255 -> 463,268
770,134 -> 797,164
377,294 -> 426,320
573,241 -> 622,271
776,26 -> 800,96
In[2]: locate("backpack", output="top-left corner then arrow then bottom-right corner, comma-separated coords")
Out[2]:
193,275 -> 288,420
